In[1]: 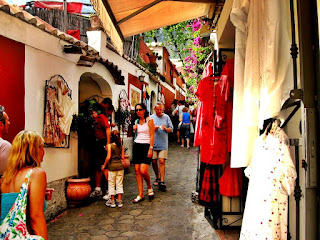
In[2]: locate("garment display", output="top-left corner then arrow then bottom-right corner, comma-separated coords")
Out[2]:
43,87 -> 62,146
43,76 -> 73,147
230,0 -> 293,168
218,162 -> 242,197
55,80 -> 76,136
240,126 -> 297,239
199,164 -> 217,206
195,60 -> 234,165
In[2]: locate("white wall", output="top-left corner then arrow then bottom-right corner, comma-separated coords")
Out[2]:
1,11 -> 161,182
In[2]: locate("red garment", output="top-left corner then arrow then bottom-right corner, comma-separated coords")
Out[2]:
67,30 -> 80,40
218,163 -> 243,197
199,166 -> 217,204
34,2 -> 83,13
195,60 -> 234,164
219,59 -> 234,152
94,114 -> 110,140
195,66 -> 227,164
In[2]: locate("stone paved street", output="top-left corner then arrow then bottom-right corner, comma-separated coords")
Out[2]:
47,142 -> 221,240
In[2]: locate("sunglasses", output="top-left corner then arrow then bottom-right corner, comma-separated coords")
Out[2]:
135,109 -> 144,112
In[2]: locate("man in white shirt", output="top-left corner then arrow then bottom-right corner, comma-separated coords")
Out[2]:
0,105 -> 11,176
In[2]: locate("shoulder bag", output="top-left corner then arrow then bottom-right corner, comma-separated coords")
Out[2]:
0,169 -> 44,240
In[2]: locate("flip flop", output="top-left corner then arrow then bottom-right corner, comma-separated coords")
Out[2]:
133,195 -> 145,203
153,178 -> 160,186
148,188 -> 155,199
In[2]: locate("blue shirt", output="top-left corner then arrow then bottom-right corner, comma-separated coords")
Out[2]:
150,113 -> 173,151
0,193 -> 47,222
182,112 -> 191,124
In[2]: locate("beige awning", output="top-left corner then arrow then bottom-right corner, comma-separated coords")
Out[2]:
90,0 -> 216,54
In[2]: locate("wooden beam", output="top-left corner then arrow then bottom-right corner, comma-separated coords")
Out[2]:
101,0 -> 125,41
168,0 -> 215,3
117,0 -> 163,25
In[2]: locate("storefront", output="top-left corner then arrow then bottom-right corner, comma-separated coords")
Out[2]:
89,0 -> 319,239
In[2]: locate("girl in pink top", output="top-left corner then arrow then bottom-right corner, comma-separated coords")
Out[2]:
132,103 -> 155,203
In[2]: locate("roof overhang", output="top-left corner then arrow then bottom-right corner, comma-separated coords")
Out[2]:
90,0 -> 217,54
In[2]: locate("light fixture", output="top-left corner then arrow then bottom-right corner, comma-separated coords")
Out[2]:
135,69 -> 145,82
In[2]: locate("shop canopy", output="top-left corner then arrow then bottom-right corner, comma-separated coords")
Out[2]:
90,0 -> 216,54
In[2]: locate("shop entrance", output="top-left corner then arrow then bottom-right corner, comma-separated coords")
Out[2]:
77,72 -> 112,181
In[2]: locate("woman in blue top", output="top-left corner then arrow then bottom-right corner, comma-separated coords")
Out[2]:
179,107 -> 191,149
0,130 -> 51,239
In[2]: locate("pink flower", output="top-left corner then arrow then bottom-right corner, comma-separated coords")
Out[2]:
16,221 -> 27,236
193,36 -> 201,46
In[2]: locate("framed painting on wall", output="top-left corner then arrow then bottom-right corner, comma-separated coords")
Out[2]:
129,84 -> 141,110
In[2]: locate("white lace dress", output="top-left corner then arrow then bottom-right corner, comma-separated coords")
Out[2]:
240,130 -> 297,240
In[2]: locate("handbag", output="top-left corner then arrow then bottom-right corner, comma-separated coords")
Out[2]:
121,158 -> 130,169
0,169 -> 44,240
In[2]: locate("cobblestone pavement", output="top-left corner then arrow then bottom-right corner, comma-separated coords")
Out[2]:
48,142 -> 220,240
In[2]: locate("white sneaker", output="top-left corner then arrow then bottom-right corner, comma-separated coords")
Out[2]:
102,194 -> 111,200
105,199 -> 116,208
116,200 -> 123,208
90,190 -> 102,197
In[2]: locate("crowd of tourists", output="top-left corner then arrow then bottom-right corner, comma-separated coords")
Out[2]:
0,98 -> 196,239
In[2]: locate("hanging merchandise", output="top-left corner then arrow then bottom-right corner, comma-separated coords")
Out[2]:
240,120 -> 297,239
43,75 -> 74,148
117,89 -> 132,133
199,164 -> 217,206
230,0 -> 293,168
55,79 -> 76,136
194,62 -> 231,165
218,162 -> 242,197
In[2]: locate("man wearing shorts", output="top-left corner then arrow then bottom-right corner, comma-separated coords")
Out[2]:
150,102 -> 173,191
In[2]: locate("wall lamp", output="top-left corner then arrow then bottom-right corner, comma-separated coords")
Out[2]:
136,69 -> 145,82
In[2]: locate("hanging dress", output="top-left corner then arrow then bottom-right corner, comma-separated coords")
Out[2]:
240,129 -> 297,240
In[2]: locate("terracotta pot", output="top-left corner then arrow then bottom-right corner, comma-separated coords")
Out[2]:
149,54 -> 157,64
89,15 -> 102,28
122,155 -> 131,169
66,177 -> 91,206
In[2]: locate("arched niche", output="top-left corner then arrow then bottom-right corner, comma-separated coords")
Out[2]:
79,72 -> 112,103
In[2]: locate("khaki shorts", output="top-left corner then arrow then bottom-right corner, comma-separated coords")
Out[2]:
152,150 -> 168,159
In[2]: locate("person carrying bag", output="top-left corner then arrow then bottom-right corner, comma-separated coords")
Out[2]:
0,169 -> 44,240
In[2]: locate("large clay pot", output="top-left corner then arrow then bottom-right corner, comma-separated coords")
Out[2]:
66,177 -> 91,207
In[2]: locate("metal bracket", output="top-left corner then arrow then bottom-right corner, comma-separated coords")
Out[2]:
302,159 -> 308,171
290,89 -> 303,100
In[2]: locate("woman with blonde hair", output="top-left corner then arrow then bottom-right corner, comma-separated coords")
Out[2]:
0,130 -> 50,240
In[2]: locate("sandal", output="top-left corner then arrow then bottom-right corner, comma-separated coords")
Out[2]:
132,195 -> 145,203
148,188 -> 155,199
153,178 -> 160,186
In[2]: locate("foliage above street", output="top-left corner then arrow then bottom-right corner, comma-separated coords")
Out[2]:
143,18 -> 213,104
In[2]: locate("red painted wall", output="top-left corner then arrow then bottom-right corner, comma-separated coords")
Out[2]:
139,37 -> 152,63
162,87 -> 175,114
162,48 -> 172,82
128,73 -> 143,93
0,36 -> 25,143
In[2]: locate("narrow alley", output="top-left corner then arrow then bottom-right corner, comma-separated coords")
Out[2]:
47,143 -> 221,240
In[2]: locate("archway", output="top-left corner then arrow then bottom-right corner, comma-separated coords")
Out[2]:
78,72 -> 113,181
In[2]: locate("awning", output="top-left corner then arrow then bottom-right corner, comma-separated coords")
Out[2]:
90,0 -> 216,54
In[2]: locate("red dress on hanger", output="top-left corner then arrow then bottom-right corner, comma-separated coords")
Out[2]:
217,59 -> 243,197
195,63 -> 228,165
